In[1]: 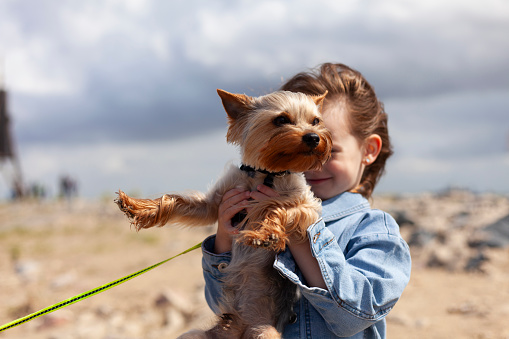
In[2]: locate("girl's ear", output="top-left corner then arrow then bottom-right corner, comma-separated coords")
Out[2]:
363,134 -> 382,165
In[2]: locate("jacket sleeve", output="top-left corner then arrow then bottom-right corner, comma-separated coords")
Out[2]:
274,214 -> 411,337
201,235 -> 232,314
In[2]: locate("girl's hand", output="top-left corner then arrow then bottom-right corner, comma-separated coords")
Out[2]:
249,184 -> 280,203
214,185 -> 279,253
214,188 -> 251,254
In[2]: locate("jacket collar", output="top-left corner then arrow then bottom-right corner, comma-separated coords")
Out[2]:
321,192 -> 370,222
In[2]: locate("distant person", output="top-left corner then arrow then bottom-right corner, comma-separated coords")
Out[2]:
59,175 -> 77,201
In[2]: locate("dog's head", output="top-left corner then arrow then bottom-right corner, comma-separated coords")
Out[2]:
217,89 -> 332,173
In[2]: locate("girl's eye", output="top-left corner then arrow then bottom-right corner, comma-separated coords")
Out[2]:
312,118 -> 320,125
273,115 -> 291,126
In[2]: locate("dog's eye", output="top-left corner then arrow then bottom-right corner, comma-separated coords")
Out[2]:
273,115 -> 291,127
312,118 -> 320,126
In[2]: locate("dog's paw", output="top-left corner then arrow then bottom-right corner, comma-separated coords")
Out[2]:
219,313 -> 234,330
239,229 -> 287,251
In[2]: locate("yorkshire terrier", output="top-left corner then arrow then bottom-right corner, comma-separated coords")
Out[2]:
115,88 -> 332,338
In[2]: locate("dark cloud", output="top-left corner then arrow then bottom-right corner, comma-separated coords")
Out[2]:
1,1 -> 509,197
10,64 -> 278,145
386,89 -> 509,161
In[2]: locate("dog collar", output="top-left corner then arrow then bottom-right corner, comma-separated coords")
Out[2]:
239,164 -> 290,188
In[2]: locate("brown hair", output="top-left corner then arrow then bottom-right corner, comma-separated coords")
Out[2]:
280,63 -> 393,198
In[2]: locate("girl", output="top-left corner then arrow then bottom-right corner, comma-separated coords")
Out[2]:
201,63 -> 411,338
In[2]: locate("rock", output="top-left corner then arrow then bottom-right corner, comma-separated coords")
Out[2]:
14,260 -> 40,283
36,311 -> 72,330
95,304 -> 115,318
391,210 -> 416,228
447,302 -> 488,318
473,214 -> 509,248
451,210 -> 470,228
8,300 -> 34,320
407,229 -> 436,247
386,313 -> 411,327
464,250 -> 489,272
50,272 -> 77,290
154,289 -> 194,318
427,247 -> 457,270
164,308 -> 187,331
153,289 -> 197,333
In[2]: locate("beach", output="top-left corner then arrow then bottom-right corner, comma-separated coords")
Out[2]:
1,190 -> 508,338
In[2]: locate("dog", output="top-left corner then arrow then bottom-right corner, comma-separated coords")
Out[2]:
115,88 -> 332,338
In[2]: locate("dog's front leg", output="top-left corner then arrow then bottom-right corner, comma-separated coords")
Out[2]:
237,203 -> 289,252
238,196 -> 320,251
115,190 -> 218,230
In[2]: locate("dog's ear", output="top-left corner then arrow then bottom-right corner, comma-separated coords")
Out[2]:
311,91 -> 328,112
217,89 -> 253,120
217,89 -> 252,145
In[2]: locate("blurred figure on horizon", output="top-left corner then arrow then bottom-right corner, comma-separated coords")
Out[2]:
59,175 -> 78,203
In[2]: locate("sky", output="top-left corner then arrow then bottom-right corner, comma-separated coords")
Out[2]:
0,0 -> 508,199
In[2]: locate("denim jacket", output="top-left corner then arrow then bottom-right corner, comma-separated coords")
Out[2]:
201,192 -> 411,338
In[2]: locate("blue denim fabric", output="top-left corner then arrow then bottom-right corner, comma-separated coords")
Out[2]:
201,192 -> 411,338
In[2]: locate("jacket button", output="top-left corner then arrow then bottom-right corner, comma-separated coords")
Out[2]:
289,312 -> 297,324
312,232 -> 320,243
217,262 -> 228,272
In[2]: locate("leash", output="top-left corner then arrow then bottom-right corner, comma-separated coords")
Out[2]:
0,241 -> 203,332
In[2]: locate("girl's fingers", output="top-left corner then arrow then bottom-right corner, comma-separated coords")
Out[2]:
246,185 -> 280,213
223,199 -> 250,220
219,190 -> 250,212
257,184 -> 280,197
250,184 -> 280,200
219,185 -> 280,231
218,189 -> 251,234
221,188 -> 247,202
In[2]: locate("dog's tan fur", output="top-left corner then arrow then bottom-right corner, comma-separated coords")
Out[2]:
115,89 -> 332,338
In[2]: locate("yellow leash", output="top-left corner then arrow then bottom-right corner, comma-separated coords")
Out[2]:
0,242 -> 202,332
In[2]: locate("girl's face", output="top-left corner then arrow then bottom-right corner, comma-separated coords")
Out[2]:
304,103 -> 369,201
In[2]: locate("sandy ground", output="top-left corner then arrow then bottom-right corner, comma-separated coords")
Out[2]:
0,193 -> 508,338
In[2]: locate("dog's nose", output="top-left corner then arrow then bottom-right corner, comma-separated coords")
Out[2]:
302,133 -> 320,149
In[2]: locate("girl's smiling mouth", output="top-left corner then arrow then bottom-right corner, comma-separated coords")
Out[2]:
306,177 -> 331,185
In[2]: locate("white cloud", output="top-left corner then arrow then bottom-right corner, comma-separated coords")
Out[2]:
2,0 -> 508,96
5,47 -> 79,95
1,0 -> 508,197
119,0 -> 150,14
149,32 -> 171,62
0,18 -> 78,95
